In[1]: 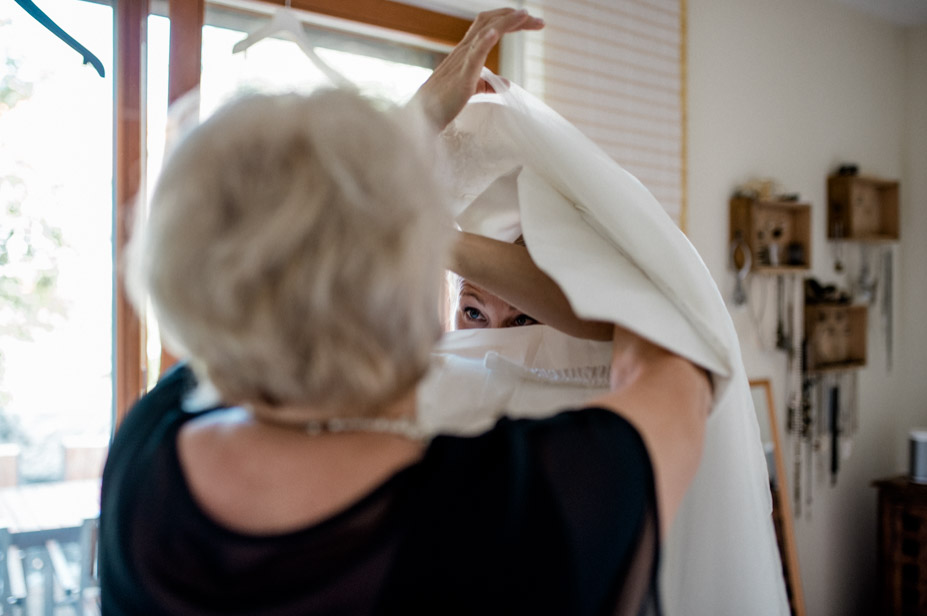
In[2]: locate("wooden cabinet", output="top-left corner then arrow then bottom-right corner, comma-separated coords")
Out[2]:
873,477 -> 927,615
730,197 -> 811,273
828,175 -> 899,241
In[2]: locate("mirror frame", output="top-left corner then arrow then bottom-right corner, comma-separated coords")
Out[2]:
750,379 -> 806,616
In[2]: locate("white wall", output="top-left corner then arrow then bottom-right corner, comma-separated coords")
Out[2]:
899,28 -> 927,468
688,1 -> 927,614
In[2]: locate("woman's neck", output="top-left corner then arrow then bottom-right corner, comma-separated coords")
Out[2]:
247,387 -> 419,430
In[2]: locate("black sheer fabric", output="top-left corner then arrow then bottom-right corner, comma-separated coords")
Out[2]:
100,365 -> 660,615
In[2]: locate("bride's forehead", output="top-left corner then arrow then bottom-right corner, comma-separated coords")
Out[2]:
456,279 -> 490,298
456,280 -> 520,311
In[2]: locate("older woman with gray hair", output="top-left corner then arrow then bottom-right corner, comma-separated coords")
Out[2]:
99,9 -> 711,615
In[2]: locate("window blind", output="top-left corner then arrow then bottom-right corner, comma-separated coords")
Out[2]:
522,0 -> 686,228
398,0 -> 687,227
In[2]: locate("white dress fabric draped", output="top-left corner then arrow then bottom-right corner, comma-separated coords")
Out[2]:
416,71 -> 790,615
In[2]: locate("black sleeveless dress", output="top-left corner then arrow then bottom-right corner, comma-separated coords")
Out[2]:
100,365 -> 660,615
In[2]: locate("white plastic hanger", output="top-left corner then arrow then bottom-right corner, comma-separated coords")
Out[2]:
232,2 -> 354,89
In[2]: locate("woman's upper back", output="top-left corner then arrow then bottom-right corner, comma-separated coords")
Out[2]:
100,365 -> 660,615
176,405 -> 425,536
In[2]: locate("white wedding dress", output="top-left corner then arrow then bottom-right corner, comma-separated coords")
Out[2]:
416,71 -> 790,615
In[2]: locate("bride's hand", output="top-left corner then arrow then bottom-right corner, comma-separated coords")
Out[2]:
412,8 -> 543,129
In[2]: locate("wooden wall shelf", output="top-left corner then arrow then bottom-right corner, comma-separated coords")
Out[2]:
827,175 -> 899,242
730,197 -> 812,272
804,303 -> 868,371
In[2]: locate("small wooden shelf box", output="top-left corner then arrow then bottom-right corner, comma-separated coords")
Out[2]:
730,197 -> 811,273
804,303 -> 867,372
827,175 -> 899,242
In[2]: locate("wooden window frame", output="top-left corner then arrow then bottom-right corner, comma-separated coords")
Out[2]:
114,0 -> 148,431
114,0 -> 487,428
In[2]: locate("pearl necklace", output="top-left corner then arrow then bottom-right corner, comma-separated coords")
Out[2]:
303,416 -> 431,441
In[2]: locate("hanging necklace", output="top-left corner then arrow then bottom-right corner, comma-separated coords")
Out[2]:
303,416 -> 431,441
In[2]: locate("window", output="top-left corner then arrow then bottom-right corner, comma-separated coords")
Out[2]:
0,0 -> 113,484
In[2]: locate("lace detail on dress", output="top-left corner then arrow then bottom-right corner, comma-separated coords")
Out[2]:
439,115 -> 522,219
485,352 -> 610,388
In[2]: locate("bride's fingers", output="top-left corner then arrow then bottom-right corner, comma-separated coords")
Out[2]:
465,9 -> 543,45
461,10 -> 542,77
488,9 -> 544,35
467,7 -> 522,34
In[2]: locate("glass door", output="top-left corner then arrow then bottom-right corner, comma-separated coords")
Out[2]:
0,0 -> 114,486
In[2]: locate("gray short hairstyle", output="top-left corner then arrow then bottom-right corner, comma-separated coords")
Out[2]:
129,90 -> 452,415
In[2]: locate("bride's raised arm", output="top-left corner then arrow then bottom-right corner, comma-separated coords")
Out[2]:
449,231 -> 614,340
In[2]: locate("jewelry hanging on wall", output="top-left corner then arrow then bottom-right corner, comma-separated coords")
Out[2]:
793,269 -> 871,513
793,274 -> 815,514
832,222 -> 845,273
881,246 -> 894,370
802,368 -> 863,501
828,211 -> 896,370
849,370 -> 859,437
790,384 -> 802,516
828,380 -> 841,487
855,244 -> 879,305
776,275 -> 788,351
748,276 -> 772,350
801,356 -> 815,514
847,242 -> 894,371
840,371 -> 856,462
789,274 -> 806,515
730,232 -> 751,306
813,373 -> 826,496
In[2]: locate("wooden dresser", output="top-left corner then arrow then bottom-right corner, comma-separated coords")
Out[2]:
874,476 -> 927,615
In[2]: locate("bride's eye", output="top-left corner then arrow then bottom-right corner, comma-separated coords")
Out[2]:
512,314 -> 538,327
463,306 -> 485,321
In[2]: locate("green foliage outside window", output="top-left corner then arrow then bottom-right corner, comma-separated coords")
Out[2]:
0,18 -> 66,443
